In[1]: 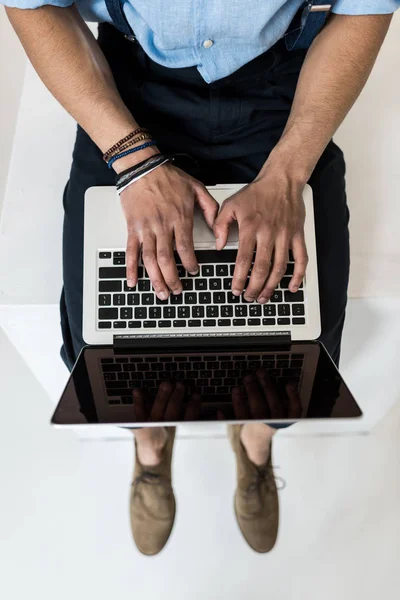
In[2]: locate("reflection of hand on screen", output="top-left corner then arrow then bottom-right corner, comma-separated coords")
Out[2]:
232,369 -> 303,420
132,381 -> 201,422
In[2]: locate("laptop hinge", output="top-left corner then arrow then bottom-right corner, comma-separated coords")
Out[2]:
113,331 -> 292,352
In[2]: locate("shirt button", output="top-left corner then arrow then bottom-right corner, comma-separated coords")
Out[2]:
203,39 -> 214,49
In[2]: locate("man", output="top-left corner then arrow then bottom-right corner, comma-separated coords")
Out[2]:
4,0 -> 396,554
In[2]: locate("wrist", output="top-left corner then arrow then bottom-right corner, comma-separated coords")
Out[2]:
112,145 -> 162,174
258,145 -> 313,186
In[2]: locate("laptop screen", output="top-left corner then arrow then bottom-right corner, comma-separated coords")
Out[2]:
51,340 -> 362,425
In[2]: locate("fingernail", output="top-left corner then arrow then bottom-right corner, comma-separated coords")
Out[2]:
172,288 -> 182,295
127,279 -> 135,288
292,285 -> 298,292
159,291 -> 168,300
189,269 -> 199,275
258,297 -> 267,304
244,296 -> 254,303
232,289 -> 241,296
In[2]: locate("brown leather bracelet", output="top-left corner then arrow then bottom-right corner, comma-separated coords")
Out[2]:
105,133 -> 153,161
102,127 -> 149,162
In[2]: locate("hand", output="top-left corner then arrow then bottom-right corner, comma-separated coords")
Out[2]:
120,161 -> 219,299
132,381 -> 202,422
213,169 -> 308,303
232,370 -> 303,420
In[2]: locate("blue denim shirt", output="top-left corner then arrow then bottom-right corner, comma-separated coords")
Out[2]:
2,0 -> 398,82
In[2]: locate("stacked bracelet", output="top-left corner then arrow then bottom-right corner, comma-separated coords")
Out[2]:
107,141 -> 157,169
102,127 -> 148,162
108,133 -> 153,157
115,153 -> 172,195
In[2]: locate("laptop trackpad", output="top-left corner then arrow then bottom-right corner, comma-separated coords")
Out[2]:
193,205 -> 239,245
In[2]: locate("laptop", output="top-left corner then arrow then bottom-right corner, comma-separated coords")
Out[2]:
51,183 -> 362,426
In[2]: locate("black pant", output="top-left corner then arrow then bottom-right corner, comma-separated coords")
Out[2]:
60,23 -> 350,372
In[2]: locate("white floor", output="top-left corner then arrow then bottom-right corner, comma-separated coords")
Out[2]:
0,299 -> 399,600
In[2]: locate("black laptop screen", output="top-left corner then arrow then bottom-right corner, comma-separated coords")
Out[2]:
51,340 -> 362,425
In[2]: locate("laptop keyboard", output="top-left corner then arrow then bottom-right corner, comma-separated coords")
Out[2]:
97,249 -> 306,332
100,352 -> 304,404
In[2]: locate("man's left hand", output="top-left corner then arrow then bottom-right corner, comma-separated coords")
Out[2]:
213,169 -> 308,303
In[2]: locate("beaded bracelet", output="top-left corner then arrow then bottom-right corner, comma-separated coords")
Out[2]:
102,127 -> 148,162
106,133 -> 153,160
107,141 -> 157,169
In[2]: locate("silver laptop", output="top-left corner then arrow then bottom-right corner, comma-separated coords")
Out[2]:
51,183 -> 362,426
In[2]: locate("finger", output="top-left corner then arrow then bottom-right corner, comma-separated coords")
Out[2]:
195,184 -> 220,230
125,232 -> 140,288
174,218 -> 199,276
256,369 -> 284,419
141,230 -> 170,300
231,386 -> 250,419
164,382 -> 186,422
285,382 -> 303,418
213,203 -> 234,251
232,226 -> 256,297
244,374 -> 269,419
244,237 -> 273,302
289,233 -> 308,293
184,393 -> 202,421
149,381 -> 173,422
257,235 -> 289,304
132,388 -> 147,422
156,231 -> 183,295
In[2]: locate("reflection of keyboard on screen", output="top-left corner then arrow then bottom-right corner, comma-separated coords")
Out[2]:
100,353 -> 305,406
97,249 -> 306,332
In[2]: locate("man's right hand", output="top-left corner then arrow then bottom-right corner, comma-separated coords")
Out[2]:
119,160 -> 219,300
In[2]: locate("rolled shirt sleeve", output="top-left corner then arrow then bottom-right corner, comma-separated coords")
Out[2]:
332,0 -> 400,14
0,0 -> 73,8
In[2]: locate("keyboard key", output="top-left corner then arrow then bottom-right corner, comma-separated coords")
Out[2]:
207,362 -> 219,369
284,290 -> 304,303
178,307 -> 190,318
121,396 -> 134,404
102,363 -> 121,372
278,304 -> 290,316
134,307 -> 147,319
279,277 -> 291,289
149,307 -> 161,319
277,360 -> 290,368
227,292 -> 239,303
235,305 -> 247,317
216,265 -> 228,276
113,257 -> 125,265
292,304 -> 305,316
213,292 -> 226,304
192,306 -> 204,318
271,291 -> 282,303
158,320 -> 172,328
141,293 -> 155,305
203,319 -> 216,327
117,372 -> 130,380
99,266 -> 126,279
128,321 -> 141,328
137,363 -> 150,372
113,294 -> 125,306
207,306 -> 218,318
278,318 -> 290,325
182,279 -> 194,291
105,380 -> 127,389
165,363 -> 177,371
264,304 -> 276,316
202,265 -> 214,277
214,370 -> 226,378
263,318 -> 276,326
249,305 -> 262,317
199,292 -> 211,304
218,319 -> 231,326
188,320 -> 201,327
99,251 -> 111,259
221,305 -> 233,318
210,378 -> 223,386
177,265 -> 186,277
113,251 -> 125,259
127,293 -> 140,305
184,293 -> 197,304
195,279 -> 207,290
113,321 -> 126,328
163,306 -> 176,319
99,294 -> 111,306
138,280 -> 151,292
99,280 -> 122,292
99,321 -> 112,329
229,264 -> 235,276
103,372 -> 117,380
170,294 -> 183,305
130,357 -> 143,362
144,321 -> 157,328
193,362 -> 206,370
122,363 -> 136,371
223,278 -> 232,290
233,319 -> 246,326
173,320 -> 186,327
120,307 -> 132,320
99,308 -> 118,320
217,386 -> 229,394
292,317 -> 306,325
124,281 -> 136,292
210,279 -> 222,290
248,318 -> 261,326
156,297 -> 169,305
